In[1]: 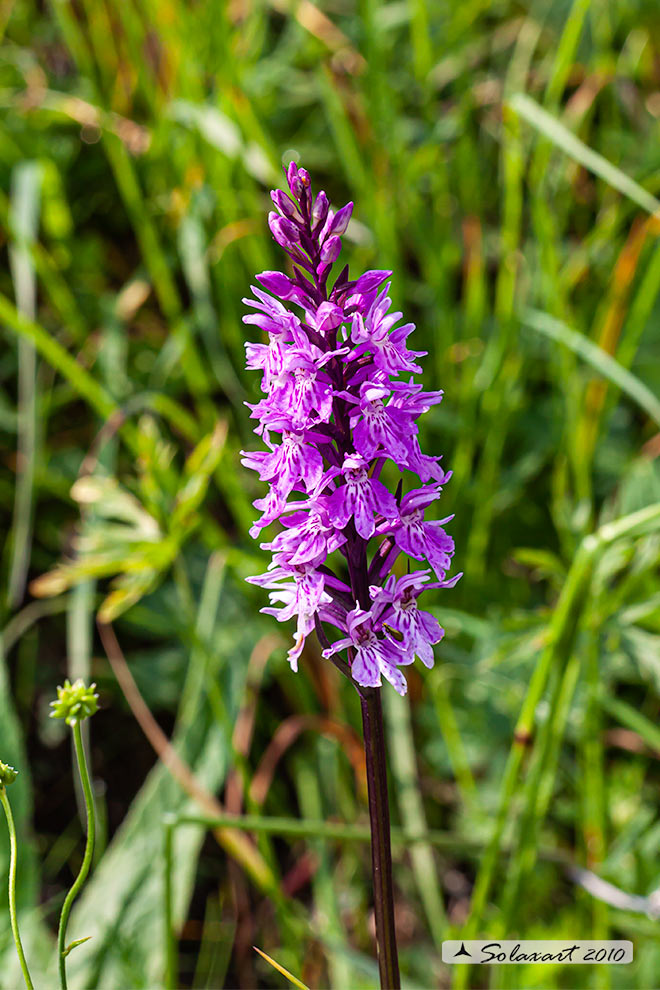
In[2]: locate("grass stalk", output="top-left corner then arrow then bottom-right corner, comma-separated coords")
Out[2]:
0,786 -> 33,989
384,686 -> 447,947
498,654 -> 581,932
582,626 -> 610,989
456,503 -> 660,988
429,669 -> 477,807
163,820 -> 177,990
162,812 -> 569,860
454,544 -> 595,990
295,754 -> 351,989
6,162 -> 40,610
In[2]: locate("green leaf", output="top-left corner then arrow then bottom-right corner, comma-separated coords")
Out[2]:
60,721 -> 227,988
620,626 -> 660,693
510,548 -> 566,586
171,422 -> 227,532
71,476 -> 162,537
169,100 -> 242,157
63,936 -> 93,958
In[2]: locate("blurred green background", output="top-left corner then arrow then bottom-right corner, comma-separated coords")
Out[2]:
2,0 -> 660,987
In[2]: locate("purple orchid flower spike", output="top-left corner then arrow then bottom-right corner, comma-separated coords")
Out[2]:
241,161 -> 460,990
242,161 -> 460,695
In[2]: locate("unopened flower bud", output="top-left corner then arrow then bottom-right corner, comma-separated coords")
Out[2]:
0,761 -> 18,788
312,190 -> 329,228
314,301 -> 345,333
286,161 -> 302,197
329,202 -> 353,236
320,235 -> 342,263
50,679 -> 99,726
271,189 -> 299,220
268,212 -> 301,249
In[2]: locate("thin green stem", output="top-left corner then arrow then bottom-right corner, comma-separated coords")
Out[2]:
163,821 -> 177,990
498,654 -> 581,932
57,721 -> 96,990
164,812 -> 568,861
0,787 -> 34,989
583,624 -> 610,990
429,668 -> 477,808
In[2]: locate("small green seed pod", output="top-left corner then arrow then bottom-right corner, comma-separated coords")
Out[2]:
0,762 -> 18,788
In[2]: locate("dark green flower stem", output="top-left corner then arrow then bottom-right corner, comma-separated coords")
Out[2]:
360,686 -> 401,990
0,787 -> 34,989
58,721 -> 96,990
343,529 -> 401,988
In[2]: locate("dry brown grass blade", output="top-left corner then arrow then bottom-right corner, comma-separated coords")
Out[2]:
225,633 -> 283,814
249,713 -> 366,807
578,215 -> 658,460
265,0 -> 364,74
253,945 -> 310,989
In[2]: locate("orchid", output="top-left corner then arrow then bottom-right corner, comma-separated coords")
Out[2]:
242,162 -> 459,696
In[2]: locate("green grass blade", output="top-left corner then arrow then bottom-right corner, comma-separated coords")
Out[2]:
295,754 -> 351,989
601,695 -> 660,753
0,292 -> 117,421
498,655 -> 581,932
582,630 -> 609,962
510,93 -> 660,216
428,669 -> 477,808
522,307 -> 660,428
6,162 -> 41,610
384,688 -> 447,948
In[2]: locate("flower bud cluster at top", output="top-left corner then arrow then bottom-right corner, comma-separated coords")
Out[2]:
0,761 -> 18,788
50,679 -> 99,726
242,163 -> 459,695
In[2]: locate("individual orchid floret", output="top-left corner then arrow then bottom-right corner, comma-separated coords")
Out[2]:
323,607 -> 408,695
263,499 -> 347,566
371,571 -> 450,668
248,564 -> 332,669
241,432 -> 323,499
390,487 -> 455,580
243,163 -> 459,694
341,382 -> 412,463
326,453 -> 397,540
